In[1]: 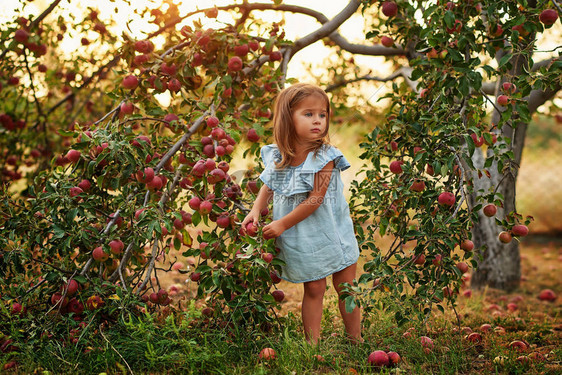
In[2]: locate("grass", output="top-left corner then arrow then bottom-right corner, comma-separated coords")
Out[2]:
2,240 -> 560,374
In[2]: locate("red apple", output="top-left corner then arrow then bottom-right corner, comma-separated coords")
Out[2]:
247,128 -> 260,142
234,44 -> 249,56
381,2 -> 398,17
270,271 -> 282,283
466,332 -> 482,343
509,340 -> 529,352
432,254 -> 442,266
259,347 -> 276,360
497,95 -> 509,106
69,187 -> 83,198
387,351 -> 400,365
65,150 -> 81,163
480,323 -> 492,333
206,116 -> 219,128
164,113 -> 179,123
227,56 -> 243,72
120,102 -> 134,115
498,231 -> 512,244
511,224 -> 528,237
190,272 -> 201,282
389,160 -> 403,174
122,75 -> 139,90
538,289 -> 556,302
92,246 -> 108,262
269,51 -> 283,61
14,29 -> 29,43
216,215 -> 230,228
272,290 -> 284,302
160,62 -> 177,76
245,222 -> 258,236
63,279 -> 79,296
380,36 -> 394,47
438,192 -> 455,207
247,180 -> 260,194
483,204 -> 497,217
539,9 -> 558,26
86,295 -> 104,310
460,239 -> 474,252
410,180 -> 425,192
261,253 -> 274,263
456,262 -> 469,273
446,19 -> 462,33
188,196 -> 201,210
199,200 -> 213,215
368,350 -> 389,367
502,82 -> 516,94
67,297 -> 84,315
470,133 -> 484,147
167,78 -> 182,93
413,254 -> 425,265
137,167 -> 155,184
419,336 -> 434,350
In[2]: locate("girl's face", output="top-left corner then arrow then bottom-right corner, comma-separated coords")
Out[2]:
291,94 -> 328,145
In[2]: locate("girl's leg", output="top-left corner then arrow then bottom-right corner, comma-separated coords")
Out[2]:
302,278 -> 327,344
332,263 -> 362,343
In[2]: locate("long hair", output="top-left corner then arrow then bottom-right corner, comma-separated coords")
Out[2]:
272,83 -> 331,168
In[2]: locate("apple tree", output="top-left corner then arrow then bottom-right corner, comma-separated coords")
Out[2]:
0,0 -> 292,338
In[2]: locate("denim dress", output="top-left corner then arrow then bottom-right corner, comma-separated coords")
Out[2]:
259,144 -> 360,283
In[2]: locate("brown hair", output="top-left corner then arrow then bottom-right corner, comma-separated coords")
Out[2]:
272,83 -> 331,168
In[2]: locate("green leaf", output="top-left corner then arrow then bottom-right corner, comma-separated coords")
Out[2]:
498,53 -> 512,68
344,295 -> 357,313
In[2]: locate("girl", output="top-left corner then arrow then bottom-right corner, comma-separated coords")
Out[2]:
241,83 -> 361,344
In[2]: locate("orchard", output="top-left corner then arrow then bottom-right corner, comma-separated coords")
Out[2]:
0,0 -> 560,373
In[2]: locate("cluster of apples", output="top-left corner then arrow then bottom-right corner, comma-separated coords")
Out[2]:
49,278 -> 105,316
367,349 -> 401,368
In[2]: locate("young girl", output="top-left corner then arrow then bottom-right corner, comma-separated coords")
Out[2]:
241,83 -> 361,344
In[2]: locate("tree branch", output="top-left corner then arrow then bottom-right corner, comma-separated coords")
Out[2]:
325,70 -> 404,92
293,0 -> 361,53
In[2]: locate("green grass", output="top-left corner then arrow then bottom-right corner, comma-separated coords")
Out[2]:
4,284 -> 560,374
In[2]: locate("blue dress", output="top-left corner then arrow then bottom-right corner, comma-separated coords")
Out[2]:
259,144 -> 360,283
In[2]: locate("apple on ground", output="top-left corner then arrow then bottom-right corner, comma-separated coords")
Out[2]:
367,350 -> 389,367
538,289 -> 556,302
480,323 -> 492,333
509,340 -> 529,352
387,351 -> 401,365
259,347 -> 276,360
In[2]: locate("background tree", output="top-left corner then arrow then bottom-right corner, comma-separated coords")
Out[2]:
0,0 -> 560,338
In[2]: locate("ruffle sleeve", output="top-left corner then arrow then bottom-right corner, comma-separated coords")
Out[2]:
259,144 -> 350,196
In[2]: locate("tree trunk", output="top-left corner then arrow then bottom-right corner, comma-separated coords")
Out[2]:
469,131 -> 523,292
470,86 -> 559,291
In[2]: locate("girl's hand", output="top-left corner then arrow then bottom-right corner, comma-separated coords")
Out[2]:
262,220 -> 286,239
241,211 -> 260,232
